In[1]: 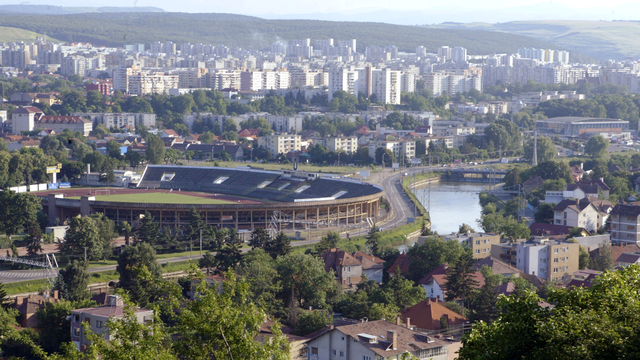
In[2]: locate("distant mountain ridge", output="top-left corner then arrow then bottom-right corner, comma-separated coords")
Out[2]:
0,12 -> 572,57
0,5 -> 164,15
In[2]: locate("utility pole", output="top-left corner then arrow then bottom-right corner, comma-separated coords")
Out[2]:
199,229 -> 202,256
532,130 -> 538,166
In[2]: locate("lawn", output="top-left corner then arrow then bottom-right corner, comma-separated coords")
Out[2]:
71,192 -> 237,205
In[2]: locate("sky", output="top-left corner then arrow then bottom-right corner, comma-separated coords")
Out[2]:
2,0 -> 640,22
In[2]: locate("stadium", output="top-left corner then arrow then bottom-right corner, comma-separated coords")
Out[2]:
40,165 -> 385,232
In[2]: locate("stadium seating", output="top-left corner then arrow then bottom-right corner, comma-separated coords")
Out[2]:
138,165 -> 381,202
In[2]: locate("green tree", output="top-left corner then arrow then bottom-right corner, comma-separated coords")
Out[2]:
106,140 -> 123,159
199,252 -> 216,275
407,236 -> 468,282
458,223 -> 475,233
534,203 -> 556,223
0,306 -> 48,359
175,270 -> 289,360
592,242 -> 614,271
120,221 -> 132,246
25,220 -> 43,256
578,245 -> 590,270
37,299 -> 95,354
55,260 -> 90,302
524,136 -> 556,163
584,135 -> 610,158
276,253 -> 338,309
116,243 -> 162,307
383,267 -> 426,309
60,216 -> 101,261
444,252 -> 478,313
215,229 -> 242,271
249,227 -> 271,249
311,230 -> 340,256
236,248 -> 283,315
145,134 -> 165,164
294,309 -> 333,336
264,231 -> 291,259
365,225 -> 382,257
0,282 -> 8,309
137,211 -> 160,244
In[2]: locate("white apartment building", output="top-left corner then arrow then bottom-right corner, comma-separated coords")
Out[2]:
112,66 -> 134,92
552,199 -> 600,232
425,70 -> 482,96
322,136 -> 358,154
368,140 -> 415,163
73,112 -> 156,129
328,67 -> 359,100
266,115 -> 303,133
206,70 -> 242,90
240,70 -> 290,91
257,133 -> 301,157
128,73 -> 179,96
371,68 -> 401,105
177,68 -> 208,88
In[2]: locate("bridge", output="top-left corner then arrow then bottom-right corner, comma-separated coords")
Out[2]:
432,168 -> 508,183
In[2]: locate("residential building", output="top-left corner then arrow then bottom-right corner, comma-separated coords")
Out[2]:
321,248 -> 363,291
322,136 -> 358,154
552,198 -> 600,232
418,264 -> 485,300
545,179 -> 610,203
471,256 -> 522,278
400,297 -> 466,331
589,243 -> 640,266
73,112 -> 156,129
610,204 -> 640,244
257,133 -> 301,157
305,320 -> 450,360
351,251 -> 385,284
70,295 -> 153,351
128,73 -> 179,95
11,106 -> 41,134
367,140 -> 415,163
36,116 -> 93,136
425,70 -> 482,96
433,232 -> 501,259
12,291 -> 60,328
513,239 -> 580,282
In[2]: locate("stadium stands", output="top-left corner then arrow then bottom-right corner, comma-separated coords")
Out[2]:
138,165 -> 382,202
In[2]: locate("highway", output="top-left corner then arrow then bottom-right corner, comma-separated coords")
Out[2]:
0,166 -> 432,284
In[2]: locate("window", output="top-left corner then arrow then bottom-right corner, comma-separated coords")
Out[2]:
312,347 -> 318,356
554,268 -> 558,273
613,224 -> 617,229
348,266 -> 351,272
629,225 -> 636,230
72,327 -> 80,337
333,350 -> 336,356
85,317 -> 91,324
363,356 -> 372,360
73,314 -> 79,322
342,336 -> 345,341
475,249 -> 480,254
554,249 -> 559,254
554,258 -> 559,263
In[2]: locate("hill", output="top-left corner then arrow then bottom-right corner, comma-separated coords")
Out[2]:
0,5 -> 164,15
0,26 -> 59,43
431,20 -> 640,61
0,12 -> 566,55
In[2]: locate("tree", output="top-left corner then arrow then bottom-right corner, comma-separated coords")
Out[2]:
125,150 -> 143,169
407,236 -> 468,282
184,207 -> 204,243
137,211 -> 160,243
591,242 -> 614,271
584,135 -> 609,158
236,249 -> 283,315
534,202 -> 556,223
120,221 -> 132,246
0,282 -> 8,309
0,191 -> 41,240
578,245 -> 590,270
249,227 -> 270,249
106,140 -> 123,159
25,220 -> 43,256
459,265 -> 640,360
458,223 -> 475,233
311,230 -> 340,256
55,260 -> 90,302
199,252 -> 216,275
175,270 -> 289,360
215,229 -> 243,271
524,136 -> 555,163
145,134 -> 165,164
294,309 -> 333,336
444,252 -> 478,313
276,253 -> 338,310
91,212 -> 118,259
37,299 -> 95,354
264,231 -> 291,259
0,306 -> 48,359
116,243 -> 163,307
60,216 -> 101,261
365,225 -> 382,257
383,267 -> 426,309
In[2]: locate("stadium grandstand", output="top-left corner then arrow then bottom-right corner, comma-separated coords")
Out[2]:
40,165 -> 384,231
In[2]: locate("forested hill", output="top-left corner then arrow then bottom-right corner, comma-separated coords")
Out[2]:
0,12 -> 565,54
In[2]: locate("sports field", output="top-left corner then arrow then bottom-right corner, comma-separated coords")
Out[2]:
87,192 -> 237,204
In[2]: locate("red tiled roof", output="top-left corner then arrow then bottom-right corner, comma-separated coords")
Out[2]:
400,298 -> 466,331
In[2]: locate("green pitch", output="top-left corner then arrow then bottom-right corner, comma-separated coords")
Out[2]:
90,192 -> 237,205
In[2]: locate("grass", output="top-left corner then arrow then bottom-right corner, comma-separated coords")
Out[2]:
69,192 -> 236,205
0,26 -> 60,43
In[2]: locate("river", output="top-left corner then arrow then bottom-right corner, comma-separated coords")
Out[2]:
397,181 -> 487,252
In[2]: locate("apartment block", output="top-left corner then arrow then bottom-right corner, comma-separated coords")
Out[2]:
367,140 -> 415,163
128,73 -> 179,96
73,112 -> 156,129
425,70 -> 482,96
610,204 -> 640,245
257,133 -> 301,157
322,136 -> 358,154
515,239 -> 579,282
439,232 -> 501,259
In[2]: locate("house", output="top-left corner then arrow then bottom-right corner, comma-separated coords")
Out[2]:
400,297 -> 466,331
11,291 -> 60,328
552,198 -> 600,232
321,248 -> 364,291
471,256 -> 522,278
70,295 -> 153,351
387,253 -> 411,277
238,128 -> 261,140
565,269 -> 601,289
258,318 -> 308,360
160,129 -> 179,138
417,264 -> 485,300
616,252 -> 640,267
38,129 -> 56,136
523,176 -> 545,193
305,320 -> 450,360
529,223 -> 584,239
589,243 -> 640,266
351,251 -> 385,284
544,179 -> 610,204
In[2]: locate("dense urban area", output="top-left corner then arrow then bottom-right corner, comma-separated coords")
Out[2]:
1,21 -> 640,360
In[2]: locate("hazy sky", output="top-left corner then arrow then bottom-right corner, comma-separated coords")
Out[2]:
3,0 -> 638,14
